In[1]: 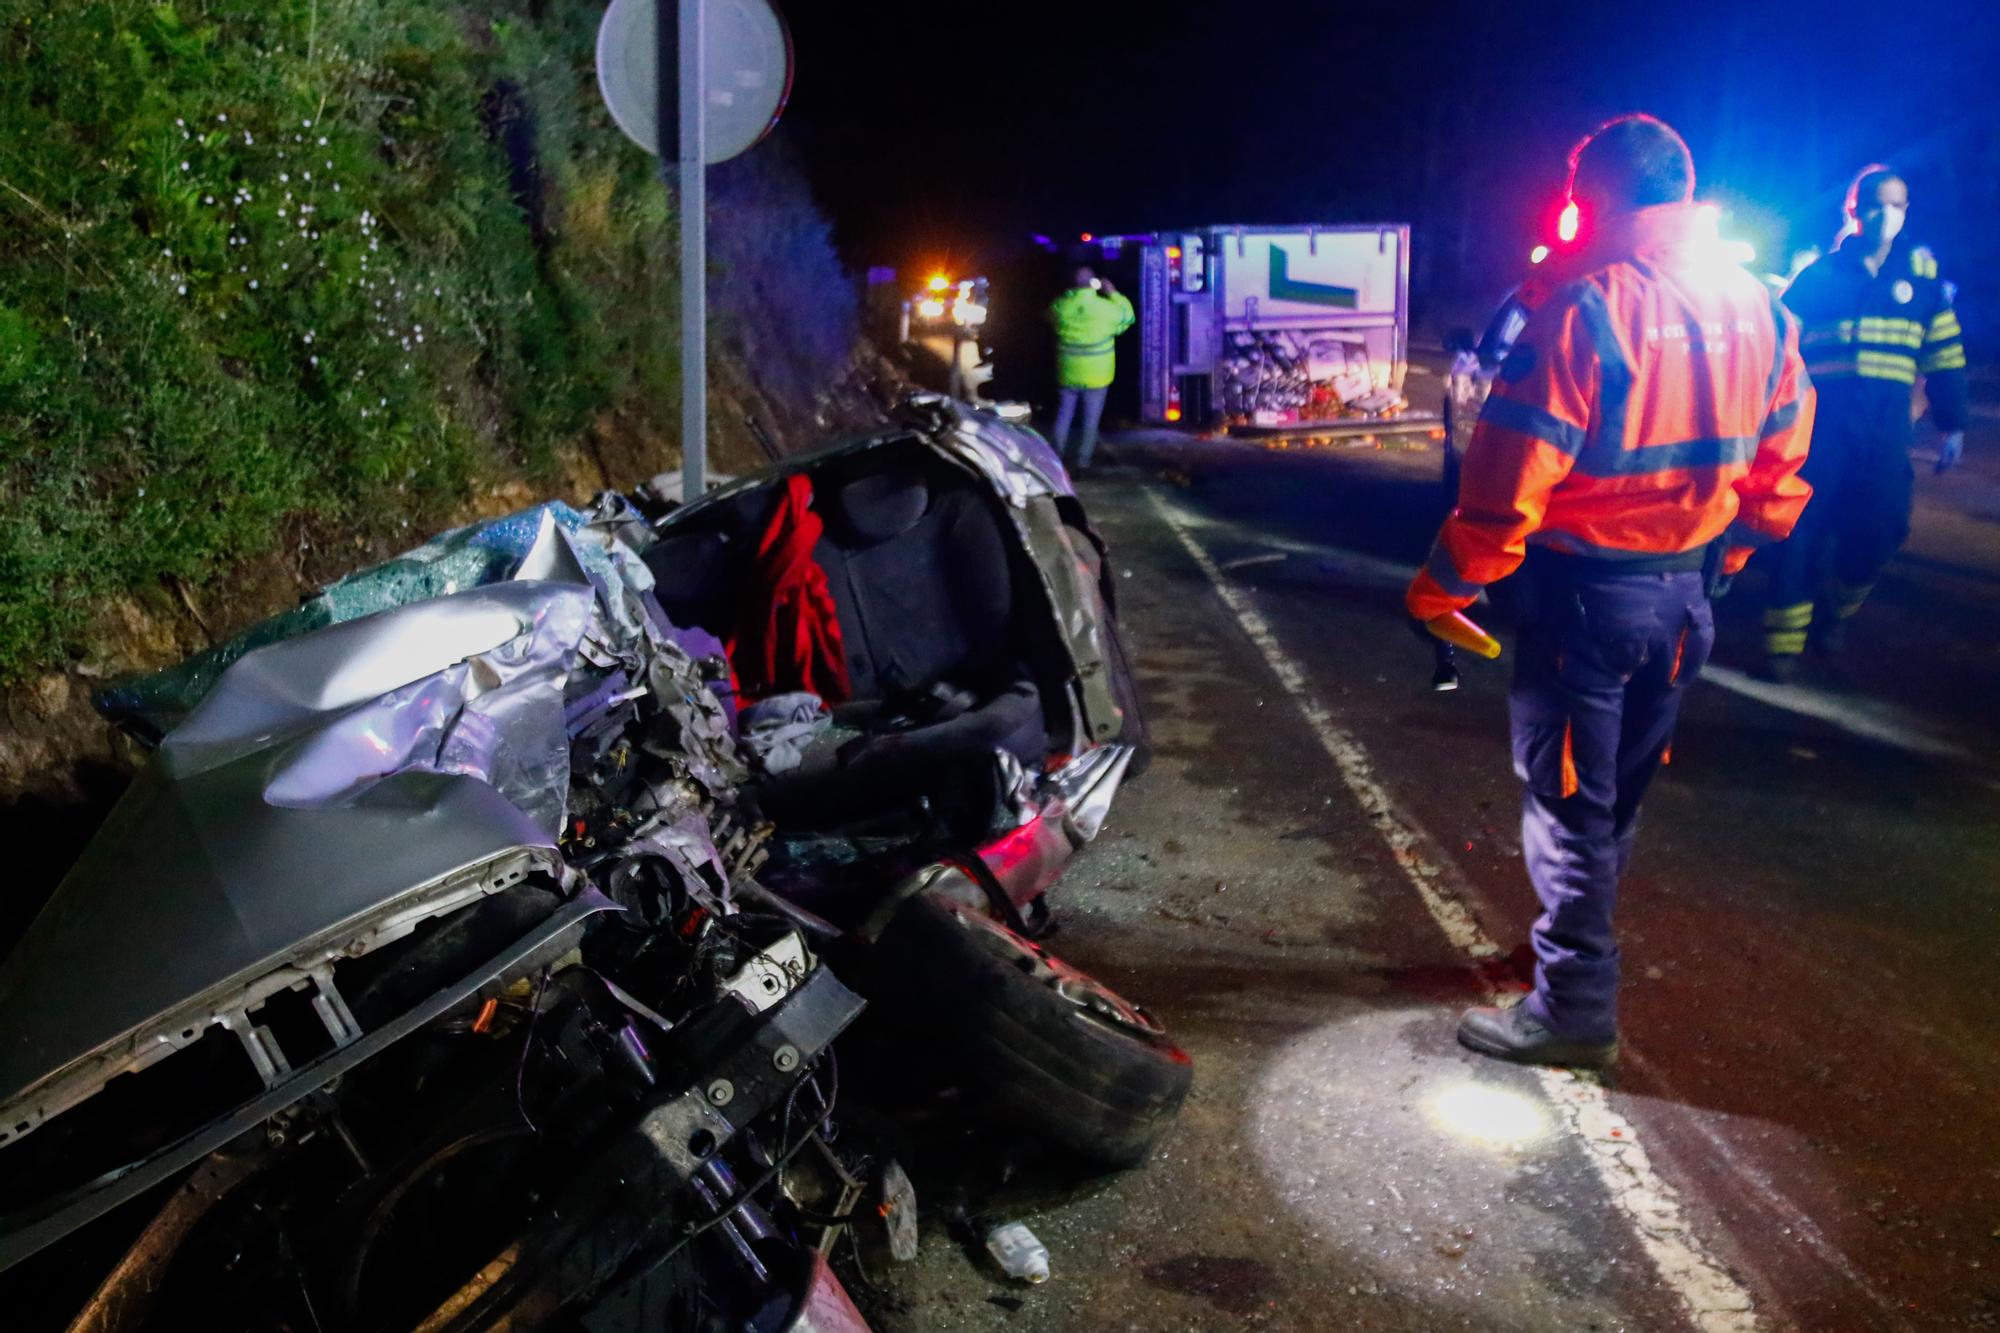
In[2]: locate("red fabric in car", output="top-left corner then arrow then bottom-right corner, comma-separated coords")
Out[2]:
729,473 -> 852,704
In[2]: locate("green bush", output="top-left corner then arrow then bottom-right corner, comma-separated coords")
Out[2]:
0,0 -> 694,678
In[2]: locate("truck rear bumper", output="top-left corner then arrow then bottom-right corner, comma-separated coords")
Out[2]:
1224,413 -> 1444,449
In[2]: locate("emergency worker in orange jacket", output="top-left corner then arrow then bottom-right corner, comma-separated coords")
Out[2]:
1406,115 -> 1815,1066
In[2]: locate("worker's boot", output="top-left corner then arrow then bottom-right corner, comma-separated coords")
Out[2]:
1457,1002 -> 1617,1069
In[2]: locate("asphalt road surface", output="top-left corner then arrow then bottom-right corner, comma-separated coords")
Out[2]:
853,401 -> 2000,1329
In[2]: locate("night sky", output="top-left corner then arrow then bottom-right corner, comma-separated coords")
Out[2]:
776,0 -> 1999,333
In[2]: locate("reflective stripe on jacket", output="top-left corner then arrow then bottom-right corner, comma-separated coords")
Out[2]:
1782,236 -> 1967,438
1049,287 -> 1135,389
1407,204 -> 1816,623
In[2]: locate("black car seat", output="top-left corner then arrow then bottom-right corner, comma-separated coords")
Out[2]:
755,463 -> 1046,829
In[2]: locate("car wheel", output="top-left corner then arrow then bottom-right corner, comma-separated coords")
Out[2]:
861,894 -> 1191,1168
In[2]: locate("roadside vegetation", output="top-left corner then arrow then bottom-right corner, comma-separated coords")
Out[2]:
0,0 -> 858,680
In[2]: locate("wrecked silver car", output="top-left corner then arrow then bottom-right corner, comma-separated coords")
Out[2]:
0,397 -> 1187,1329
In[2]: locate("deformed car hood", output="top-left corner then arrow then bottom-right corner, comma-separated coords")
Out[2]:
0,762 -> 555,1116
0,522 -> 607,1125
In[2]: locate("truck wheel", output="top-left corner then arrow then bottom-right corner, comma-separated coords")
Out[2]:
862,894 -> 1191,1168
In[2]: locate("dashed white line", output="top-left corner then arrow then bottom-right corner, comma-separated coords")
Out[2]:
1153,491 -> 1976,773
1700,665 -> 1981,766
1217,551 -> 1290,571
1148,485 -> 1763,1333
1146,494 -> 1443,592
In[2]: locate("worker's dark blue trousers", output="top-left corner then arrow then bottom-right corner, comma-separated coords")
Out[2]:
1052,385 -> 1109,470
1762,420 -> 1913,658
1510,560 -> 1714,1040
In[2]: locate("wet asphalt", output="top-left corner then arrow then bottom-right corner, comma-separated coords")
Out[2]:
849,401 -> 2000,1329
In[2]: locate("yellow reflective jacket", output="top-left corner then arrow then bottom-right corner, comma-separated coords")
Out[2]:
1048,286 -> 1135,389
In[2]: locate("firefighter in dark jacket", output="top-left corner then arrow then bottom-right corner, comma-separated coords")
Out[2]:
1759,166 -> 1968,679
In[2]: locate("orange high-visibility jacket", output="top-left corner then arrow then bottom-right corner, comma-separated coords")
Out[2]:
1407,204 -> 1816,623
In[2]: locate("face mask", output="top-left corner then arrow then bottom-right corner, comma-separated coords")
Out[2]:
1866,203 -> 1906,244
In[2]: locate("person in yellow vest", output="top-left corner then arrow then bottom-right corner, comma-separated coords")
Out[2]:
1046,266 -> 1134,471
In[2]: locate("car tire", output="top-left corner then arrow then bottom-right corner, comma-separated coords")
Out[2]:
859,893 -> 1191,1168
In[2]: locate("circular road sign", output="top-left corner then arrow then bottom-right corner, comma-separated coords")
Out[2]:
596,0 -> 793,163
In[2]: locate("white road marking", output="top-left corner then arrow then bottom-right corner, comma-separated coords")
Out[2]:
1148,486 -> 1763,1333
1156,492 -> 1977,771
1218,551 -> 1290,571
1620,1047 -> 1913,1327
1148,490 -> 1475,596
1700,665 -> 1982,767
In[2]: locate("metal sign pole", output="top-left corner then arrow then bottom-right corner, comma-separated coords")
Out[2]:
656,0 -> 705,500
613,0 -> 784,496
678,0 -> 706,498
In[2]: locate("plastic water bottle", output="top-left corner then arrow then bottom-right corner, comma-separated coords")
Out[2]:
985,1220 -> 1051,1284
